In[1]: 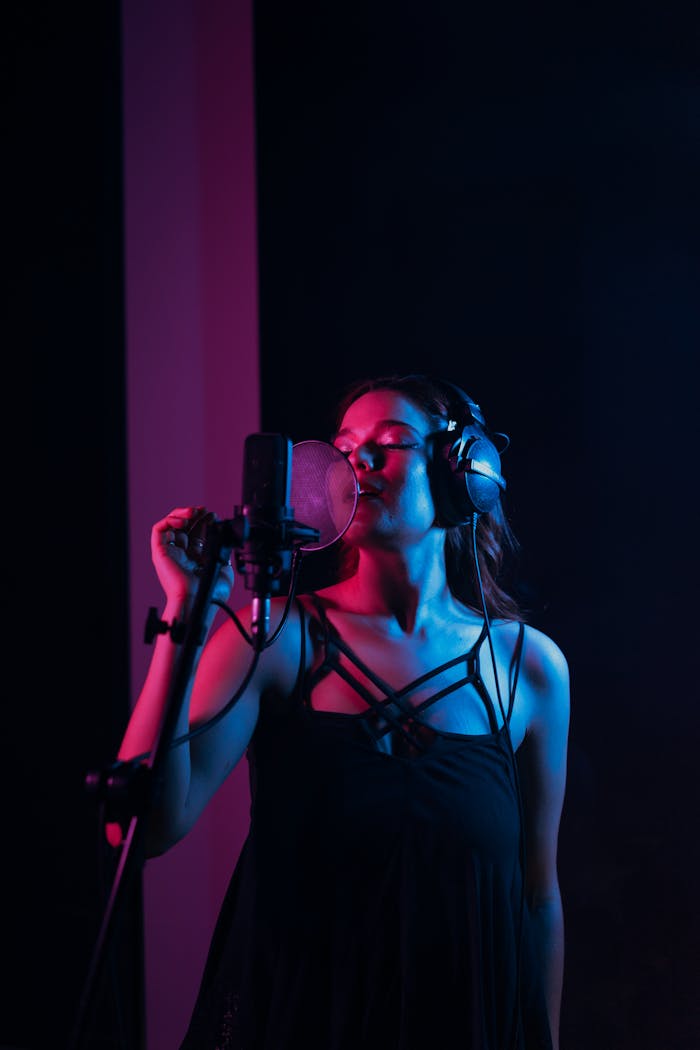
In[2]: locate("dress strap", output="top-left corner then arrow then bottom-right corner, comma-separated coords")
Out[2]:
297,593 -> 340,707
293,597 -> 308,705
306,593 -> 332,642
506,621 -> 526,724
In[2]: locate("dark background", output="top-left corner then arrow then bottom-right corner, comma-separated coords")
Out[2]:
253,8 -> 699,1044
8,4 -> 143,1049
7,1 -> 699,1047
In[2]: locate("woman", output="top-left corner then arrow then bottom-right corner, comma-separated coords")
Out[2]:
118,373 -> 570,1049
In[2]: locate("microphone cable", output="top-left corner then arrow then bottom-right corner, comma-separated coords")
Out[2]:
127,547 -> 307,761
211,547 -> 304,651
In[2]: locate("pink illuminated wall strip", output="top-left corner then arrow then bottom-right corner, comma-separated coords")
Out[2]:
122,2 -> 259,1046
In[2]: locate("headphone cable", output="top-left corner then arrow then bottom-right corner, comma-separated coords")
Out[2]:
471,513 -> 527,1050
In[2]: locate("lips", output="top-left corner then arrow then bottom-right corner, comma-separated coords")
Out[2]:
358,484 -> 382,498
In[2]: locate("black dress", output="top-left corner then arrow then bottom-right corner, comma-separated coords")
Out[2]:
180,596 -> 552,1050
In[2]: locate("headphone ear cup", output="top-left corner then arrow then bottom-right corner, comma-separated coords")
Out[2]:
458,435 -> 503,516
432,427 -> 504,525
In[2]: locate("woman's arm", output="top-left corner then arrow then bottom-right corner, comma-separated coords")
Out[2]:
517,627 -> 571,1050
116,506 -> 298,857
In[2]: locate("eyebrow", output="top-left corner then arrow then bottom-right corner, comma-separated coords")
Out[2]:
333,419 -> 423,439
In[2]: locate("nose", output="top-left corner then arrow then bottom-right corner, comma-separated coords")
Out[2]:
351,442 -> 381,472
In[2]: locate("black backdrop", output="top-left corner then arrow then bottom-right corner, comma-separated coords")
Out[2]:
7,2 -> 699,1048
8,4 -> 142,1049
253,3 -> 699,1048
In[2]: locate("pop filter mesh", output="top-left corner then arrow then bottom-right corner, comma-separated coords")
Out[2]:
291,441 -> 358,551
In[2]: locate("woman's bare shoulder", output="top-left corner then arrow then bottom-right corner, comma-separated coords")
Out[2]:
217,594 -> 309,695
515,623 -> 570,736
519,624 -> 569,689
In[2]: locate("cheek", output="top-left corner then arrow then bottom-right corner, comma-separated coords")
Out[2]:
403,471 -> 436,519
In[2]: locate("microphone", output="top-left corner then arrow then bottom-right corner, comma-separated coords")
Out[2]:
233,434 -> 359,649
234,433 -> 295,649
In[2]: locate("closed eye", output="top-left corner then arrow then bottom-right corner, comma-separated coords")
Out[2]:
333,442 -> 421,457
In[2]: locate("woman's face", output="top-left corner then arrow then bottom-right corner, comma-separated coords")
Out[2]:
333,389 -> 440,547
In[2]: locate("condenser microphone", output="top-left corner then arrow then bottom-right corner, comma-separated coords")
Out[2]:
235,433 -> 295,649
233,435 -> 358,649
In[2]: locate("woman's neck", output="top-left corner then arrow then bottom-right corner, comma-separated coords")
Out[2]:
329,536 -> 460,633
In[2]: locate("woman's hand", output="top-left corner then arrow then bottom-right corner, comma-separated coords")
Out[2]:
151,505 -> 235,605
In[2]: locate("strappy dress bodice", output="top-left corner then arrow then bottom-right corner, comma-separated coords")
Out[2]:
302,593 -> 522,758
180,596 -> 552,1050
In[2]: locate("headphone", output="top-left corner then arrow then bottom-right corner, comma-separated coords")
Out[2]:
429,379 -> 508,526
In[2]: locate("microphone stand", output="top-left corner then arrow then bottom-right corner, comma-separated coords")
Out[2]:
70,516 -> 245,1050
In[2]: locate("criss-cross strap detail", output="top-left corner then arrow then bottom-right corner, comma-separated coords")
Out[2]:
301,595 -> 529,754
323,649 -> 433,752
330,629 -> 497,741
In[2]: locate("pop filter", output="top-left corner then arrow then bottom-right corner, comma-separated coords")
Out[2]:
291,441 -> 358,551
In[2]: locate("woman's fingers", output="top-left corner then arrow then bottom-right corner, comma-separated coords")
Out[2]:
151,508 -> 234,595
